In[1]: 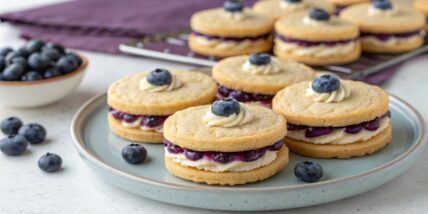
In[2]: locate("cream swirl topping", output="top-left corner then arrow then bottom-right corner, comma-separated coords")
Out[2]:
279,1 -> 307,11
368,6 -> 397,17
139,75 -> 182,92
241,57 -> 282,75
202,103 -> 254,128
303,16 -> 330,26
222,10 -> 247,21
306,81 -> 351,103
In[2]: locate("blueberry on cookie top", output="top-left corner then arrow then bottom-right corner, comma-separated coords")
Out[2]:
373,0 -> 392,10
223,0 -> 244,12
249,53 -> 271,65
311,74 -> 340,93
146,68 -> 172,86
309,8 -> 331,21
211,98 -> 241,117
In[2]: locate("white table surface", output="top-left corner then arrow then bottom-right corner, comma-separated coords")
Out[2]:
0,1 -> 427,214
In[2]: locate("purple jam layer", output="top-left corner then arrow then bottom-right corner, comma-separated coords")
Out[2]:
275,34 -> 357,47
192,31 -> 272,42
287,111 -> 391,138
217,84 -> 273,108
361,30 -> 423,41
109,107 -> 168,128
164,140 -> 283,163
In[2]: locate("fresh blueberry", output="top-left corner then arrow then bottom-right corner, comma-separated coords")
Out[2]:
184,150 -> 204,161
2,64 -> 25,81
38,153 -> 62,172
294,161 -> 323,183
65,53 -> 82,65
28,53 -> 51,72
141,116 -> 166,128
41,47 -> 62,61
110,110 -> 124,120
309,8 -> 330,21
305,127 -> 334,138
268,141 -> 284,151
284,0 -> 302,3
311,74 -> 340,93
5,51 -> 21,65
364,118 -> 380,131
121,144 -> 147,164
241,148 -> 266,162
18,123 -> 47,145
211,98 -> 240,117
146,68 -> 172,86
167,144 -> 184,154
25,40 -> 45,53
55,55 -> 79,74
0,135 -> 29,156
43,67 -> 62,79
16,47 -> 31,58
44,42 -> 65,54
0,47 -> 13,57
122,114 -> 138,123
223,0 -> 244,12
373,0 -> 392,10
249,53 -> 271,65
21,71 -> 43,81
0,117 -> 23,135
0,56 -> 5,71
212,152 -> 233,163
345,124 -> 364,134
9,56 -> 28,69
229,91 -> 252,102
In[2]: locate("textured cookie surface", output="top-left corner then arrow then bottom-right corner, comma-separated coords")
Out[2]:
165,146 -> 289,185
274,44 -> 361,66
273,80 -> 389,127
107,70 -> 216,116
285,124 -> 392,158
213,55 -> 315,94
275,12 -> 359,41
328,0 -> 368,6
340,3 -> 425,33
163,105 -> 286,152
253,0 -> 334,20
108,114 -> 163,143
191,8 -> 274,37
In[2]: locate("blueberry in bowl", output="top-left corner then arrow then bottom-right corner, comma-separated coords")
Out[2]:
0,40 -> 88,108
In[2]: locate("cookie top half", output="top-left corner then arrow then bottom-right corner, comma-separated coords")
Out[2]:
164,104 -> 286,152
275,11 -> 359,41
340,3 -> 425,33
191,8 -> 274,37
213,55 -> 315,95
273,80 -> 389,127
108,70 -> 216,116
253,0 -> 335,20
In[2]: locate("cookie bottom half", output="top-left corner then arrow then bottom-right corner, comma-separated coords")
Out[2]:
284,125 -> 392,159
108,114 -> 163,143
165,146 -> 289,185
188,35 -> 273,58
274,44 -> 361,66
362,38 -> 424,54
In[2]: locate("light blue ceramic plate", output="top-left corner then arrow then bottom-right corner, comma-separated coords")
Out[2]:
71,93 -> 426,211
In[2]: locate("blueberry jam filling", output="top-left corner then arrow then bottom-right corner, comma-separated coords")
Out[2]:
164,140 -> 283,163
275,34 -> 358,47
287,111 -> 391,138
217,84 -> 273,107
361,30 -> 423,41
193,31 -> 272,42
109,107 -> 167,128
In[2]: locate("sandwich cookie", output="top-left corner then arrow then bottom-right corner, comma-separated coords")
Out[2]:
341,0 -> 425,53
163,99 -> 289,185
273,75 -> 391,158
253,0 -> 334,20
107,69 -> 216,143
274,8 -> 360,66
189,0 -> 275,58
213,53 -> 315,108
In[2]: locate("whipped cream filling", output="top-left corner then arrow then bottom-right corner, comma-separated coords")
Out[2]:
165,148 -> 277,172
242,57 -> 282,75
202,103 -> 254,128
193,35 -> 270,50
111,112 -> 164,133
306,82 -> 351,103
279,1 -> 307,11
287,117 -> 390,144
275,38 -> 356,57
139,75 -> 182,92
361,31 -> 425,46
368,6 -> 398,17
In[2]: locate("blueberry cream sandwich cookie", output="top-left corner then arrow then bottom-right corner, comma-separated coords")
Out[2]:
213,53 -> 315,108
273,75 -> 391,158
107,69 -> 216,143
341,0 -> 425,53
189,0 -> 275,58
163,99 -> 289,185
274,8 -> 360,66
253,0 -> 335,20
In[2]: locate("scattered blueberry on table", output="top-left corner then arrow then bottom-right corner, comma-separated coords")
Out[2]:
0,135 -> 29,156
294,161 -> 323,183
122,144 -> 148,164
0,116 -> 23,135
18,123 -> 47,145
38,153 -> 62,172
0,40 -> 82,82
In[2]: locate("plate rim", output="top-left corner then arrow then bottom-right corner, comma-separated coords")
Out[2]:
71,92 -> 427,193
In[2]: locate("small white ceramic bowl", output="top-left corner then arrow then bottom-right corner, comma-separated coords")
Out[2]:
0,54 -> 88,108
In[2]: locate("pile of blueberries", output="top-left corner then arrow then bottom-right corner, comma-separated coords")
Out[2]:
0,40 -> 82,81
0,116 -> 62,173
